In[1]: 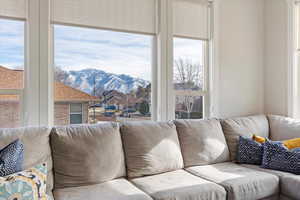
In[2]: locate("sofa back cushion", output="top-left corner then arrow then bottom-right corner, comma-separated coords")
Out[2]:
174,119 -> 230,167
268,115 -> 300,141
0,127 -> 53,196
220,115 -> 269,161
51,123 -> 126,188
121,121 -> 184,178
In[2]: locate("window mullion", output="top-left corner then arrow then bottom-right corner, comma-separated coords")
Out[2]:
24,0 -> 40,126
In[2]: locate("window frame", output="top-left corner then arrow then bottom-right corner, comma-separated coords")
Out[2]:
173,37 -> 209,119
52,23 -> 155,123
0,0 -> 218,127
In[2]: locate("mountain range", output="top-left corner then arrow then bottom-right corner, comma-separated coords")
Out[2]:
56,68 -> 150,95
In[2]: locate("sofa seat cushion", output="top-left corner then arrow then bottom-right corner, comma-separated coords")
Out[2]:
174,119 -> 230,167
51,123 -> 126,188
121,121 -> 184,178
221,115 -> 269,161
130,169 -> 226,200
279,175 -> 300,200
186,162 -> 279,200
241,164 -> 299,200
53,178 -> 153,200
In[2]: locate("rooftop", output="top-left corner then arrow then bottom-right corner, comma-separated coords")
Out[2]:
0,66 -> 98,102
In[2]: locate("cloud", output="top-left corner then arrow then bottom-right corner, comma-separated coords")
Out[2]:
54,25 -> 152,81
0,19 -> 24,69
0,20 -> 204,82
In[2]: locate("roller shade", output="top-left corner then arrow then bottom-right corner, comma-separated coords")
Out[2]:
173,0 -> 210,40
0,0 -> 26,19
52,0 -> 157,34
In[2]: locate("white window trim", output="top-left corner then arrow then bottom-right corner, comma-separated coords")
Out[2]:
173,38 -> 209,119
156,0 -> 218,120
287,0 -> 299,118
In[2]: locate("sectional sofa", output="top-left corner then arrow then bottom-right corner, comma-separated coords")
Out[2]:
0,115 -> 299,200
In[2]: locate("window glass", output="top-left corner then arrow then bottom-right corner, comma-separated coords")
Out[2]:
70,103 -> 82,113
173,37 -> 206,119
70,114 -> 83,124
0,19 -> 24,128
54,25 -> 152,125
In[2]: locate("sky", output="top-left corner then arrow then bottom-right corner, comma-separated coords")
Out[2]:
0,18 -> 203,81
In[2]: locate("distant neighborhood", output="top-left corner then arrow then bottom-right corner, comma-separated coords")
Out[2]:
0,66 -> 152,127
0,61 -> 203,128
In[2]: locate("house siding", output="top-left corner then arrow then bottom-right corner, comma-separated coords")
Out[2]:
0,101 -> 90,128
54,102 -> 89,126
0,100 -> 21,128
54,103 -> 70,126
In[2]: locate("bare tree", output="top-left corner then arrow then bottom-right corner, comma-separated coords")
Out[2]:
174,58 -> 202,119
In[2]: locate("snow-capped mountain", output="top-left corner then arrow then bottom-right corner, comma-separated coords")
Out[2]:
58,68 -> 150,95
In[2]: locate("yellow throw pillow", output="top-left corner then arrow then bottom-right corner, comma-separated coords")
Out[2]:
252,134 -> 300,149
252,134 -> 266,144
283,138 -> 300,150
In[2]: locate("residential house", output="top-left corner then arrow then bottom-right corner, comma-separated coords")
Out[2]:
0,66 -> 98,127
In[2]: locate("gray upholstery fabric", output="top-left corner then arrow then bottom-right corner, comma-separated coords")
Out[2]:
186,162 -> 279,200
268,115 -> 300,141
241,164 -> 291,177
260,195 -> 279,200
220,115 -> 269,161
121,121 -> 184,178
242,164 -> 300,200
53,178 -> 153,200
51,123 -> 126,188
0,127 -> 53,196
279,194 -> 294,200
174,119 -> 230,167
131,169 -> 226,200
280,175 -> 300,200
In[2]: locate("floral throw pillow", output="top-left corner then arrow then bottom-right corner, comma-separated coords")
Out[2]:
0,163 -> 47,200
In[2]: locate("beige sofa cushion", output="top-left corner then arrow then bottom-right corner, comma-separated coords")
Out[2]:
51,123 -> 126,188
174,119 -> 230,167
53,178 -> 152,200
121,121 -> 184,178
220,115 -> 269,161
0,127 -> 53,196
186,162 -> 279,200
268,115 -> 300,141
241,164 -> 299,200
280,175 -> 300,200
131,169 -> 226,200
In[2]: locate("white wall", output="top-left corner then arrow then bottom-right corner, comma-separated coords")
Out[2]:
217,0 -> 265,117
264,0 -> 288,116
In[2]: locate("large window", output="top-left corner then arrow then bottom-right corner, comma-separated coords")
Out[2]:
0,19 -> 25,128
53,25 -> 153,125
173,37 -> 207,119
0,0 -> 212,127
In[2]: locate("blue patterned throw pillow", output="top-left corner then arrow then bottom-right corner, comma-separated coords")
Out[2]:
261,140 -> 300,174
0,139 -> 24,177
236,136 -> 264,165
